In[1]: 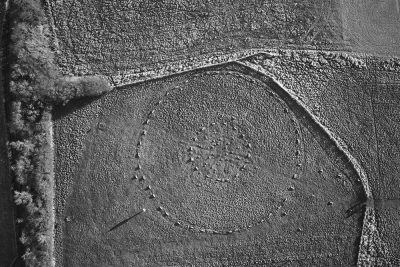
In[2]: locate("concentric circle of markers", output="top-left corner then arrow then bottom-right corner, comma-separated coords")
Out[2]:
131,71 -> 305,234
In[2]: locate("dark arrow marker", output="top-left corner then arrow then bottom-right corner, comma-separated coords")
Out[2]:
108,208 -> 146,232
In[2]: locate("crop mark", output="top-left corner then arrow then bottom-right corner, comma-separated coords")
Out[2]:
54,57 -> 374,266
239,58 -> 369,198
129,70 -> 306,235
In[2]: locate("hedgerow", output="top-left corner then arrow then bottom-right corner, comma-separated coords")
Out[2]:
5,0 -> 111,266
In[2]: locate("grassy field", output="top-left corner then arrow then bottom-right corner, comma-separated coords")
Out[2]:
46,0 -> 400,82
53,63 -> 367,266
3,0 -> 399,266
46,0 -> 344,78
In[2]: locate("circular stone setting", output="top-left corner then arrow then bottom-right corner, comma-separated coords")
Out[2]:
134,71 -> 304,233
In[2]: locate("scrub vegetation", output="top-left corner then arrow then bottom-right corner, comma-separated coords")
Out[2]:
6,0 -> 111,266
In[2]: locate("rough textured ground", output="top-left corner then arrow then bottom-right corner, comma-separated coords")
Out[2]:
46,0 -> 344,77
54,63 -> 368,266
45,0 -> 400,80
241,51 -> 400,265
46,0 -> 400,266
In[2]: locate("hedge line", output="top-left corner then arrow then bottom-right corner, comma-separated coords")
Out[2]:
6,0 -> 111,266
